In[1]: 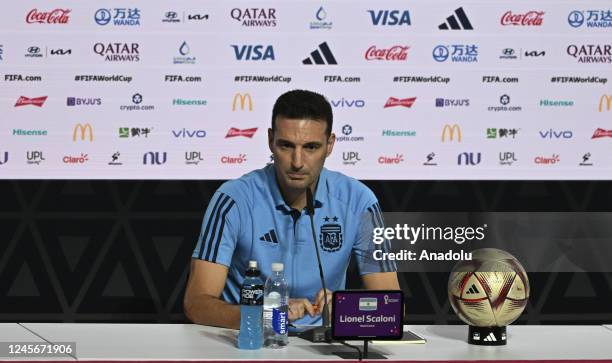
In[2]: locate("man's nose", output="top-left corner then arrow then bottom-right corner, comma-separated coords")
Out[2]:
291,148 -> 304,169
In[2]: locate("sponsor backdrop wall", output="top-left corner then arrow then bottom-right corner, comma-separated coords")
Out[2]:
2,1 -> 612,179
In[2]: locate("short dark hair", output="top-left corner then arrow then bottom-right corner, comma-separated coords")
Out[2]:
271,89 -> 333,137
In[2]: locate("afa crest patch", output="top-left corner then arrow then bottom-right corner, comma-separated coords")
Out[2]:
320,216 -> 342,252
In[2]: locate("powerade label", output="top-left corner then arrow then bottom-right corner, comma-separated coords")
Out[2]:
240,285 -> 263,305
272,307 -> 288,334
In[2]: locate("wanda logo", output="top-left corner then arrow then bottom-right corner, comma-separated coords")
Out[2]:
365,46 -> 409,61
500,11 -> 544,26
26,8 -> 71,24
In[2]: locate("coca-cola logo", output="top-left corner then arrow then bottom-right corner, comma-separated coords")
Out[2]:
225,127 -> 258,138
500,11 -> 544,26
365,45 -> 409,61
26,8 -> 71,24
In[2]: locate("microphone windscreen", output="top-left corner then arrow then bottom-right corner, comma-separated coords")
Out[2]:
306,187 -> 314,216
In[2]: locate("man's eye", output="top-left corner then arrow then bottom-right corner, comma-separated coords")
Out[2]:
306,145 -> 318,150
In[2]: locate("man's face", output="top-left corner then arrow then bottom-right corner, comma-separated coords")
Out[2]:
269,117 -> 335,193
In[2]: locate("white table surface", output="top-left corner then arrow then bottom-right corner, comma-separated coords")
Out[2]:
0,324 -> 42,342
10,323 -> 612,361
605,325 -> 612,332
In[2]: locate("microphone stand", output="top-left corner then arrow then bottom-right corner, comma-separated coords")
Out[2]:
297,187 -> 332,343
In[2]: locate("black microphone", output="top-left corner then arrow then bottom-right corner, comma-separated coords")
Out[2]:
298,187 -> 331,342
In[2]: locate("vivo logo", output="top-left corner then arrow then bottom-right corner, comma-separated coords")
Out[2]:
172,129 -> 206,138
231,45 -> 275,60
539,129 -> 573,139
367,10 -> 411,26
331,98 -> 365,108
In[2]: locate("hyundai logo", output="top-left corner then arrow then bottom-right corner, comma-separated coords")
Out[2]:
432,45 -> 449,62
165,11 -> 178,19
27,46 -> 40,54
94,8 -> 112,25
502,48 -> 515,56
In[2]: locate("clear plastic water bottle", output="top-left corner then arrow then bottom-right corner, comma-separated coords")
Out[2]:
237,260 -> 264,350
263,262 -> 289,348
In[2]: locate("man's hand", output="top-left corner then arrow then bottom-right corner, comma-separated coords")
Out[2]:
288,298 -> 316,321
313,288 -> 333,321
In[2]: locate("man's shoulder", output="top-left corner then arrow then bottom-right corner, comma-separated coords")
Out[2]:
323,168 -> 377,210
216,165 -> 271,203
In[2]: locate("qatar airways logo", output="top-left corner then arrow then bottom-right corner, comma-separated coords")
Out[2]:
15,96 -> 47,107
365,45 -> 409,61
26,9 -> 71,24
500,11 -> 544,26
225,127 -> 258,138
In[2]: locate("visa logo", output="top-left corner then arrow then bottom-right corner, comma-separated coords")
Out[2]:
539,129 -> 573,139
367,10 -> 411,26
331,98 -> 365,108
231,45 -> 275,61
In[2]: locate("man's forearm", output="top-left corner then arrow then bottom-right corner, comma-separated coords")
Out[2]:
185,294 -> 240,329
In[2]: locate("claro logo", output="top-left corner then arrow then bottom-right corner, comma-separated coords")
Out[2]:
441,124 -> 462,142
73,123 -> 93,142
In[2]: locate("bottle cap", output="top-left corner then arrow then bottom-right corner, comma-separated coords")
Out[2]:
248,260 -> 258,269
271,262 -> 284,272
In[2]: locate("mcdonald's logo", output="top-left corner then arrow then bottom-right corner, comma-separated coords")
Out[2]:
441,124 -> 461,142
73,123 -> 93,142
232,93 -> 253,111
599,94 -> 611,112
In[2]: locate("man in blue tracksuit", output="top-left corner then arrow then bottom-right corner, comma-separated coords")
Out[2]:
185,90 -> 399,328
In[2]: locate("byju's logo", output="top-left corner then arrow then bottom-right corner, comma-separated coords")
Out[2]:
302,42 -> 337,65
15,96 -> 47,107
231,45 -> 275,61
457,152 -> 481,165
384,97 -> 416,108
94,42 -> 140,62
433,44 -> 478,62
310,6 -> 332,29
436,98 -> 469,107
568,10 -> 612,28
174,41 -> 196,64
539,129 -> 573,139
439,7 -> 473,30
143,152 -> 167,165
367,10 -> 411,26
94,8 -> 141,26
67,97 -> 102,106
230,8 -> 277,27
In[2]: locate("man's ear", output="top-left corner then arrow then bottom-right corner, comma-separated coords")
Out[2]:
326,133 -> 335,157
268,128 -> 274,154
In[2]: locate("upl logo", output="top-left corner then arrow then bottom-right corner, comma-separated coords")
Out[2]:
231,45 -> 275,60
441,124 -> 461,142
73,123 -> 93,142
367,10 -> 411,26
